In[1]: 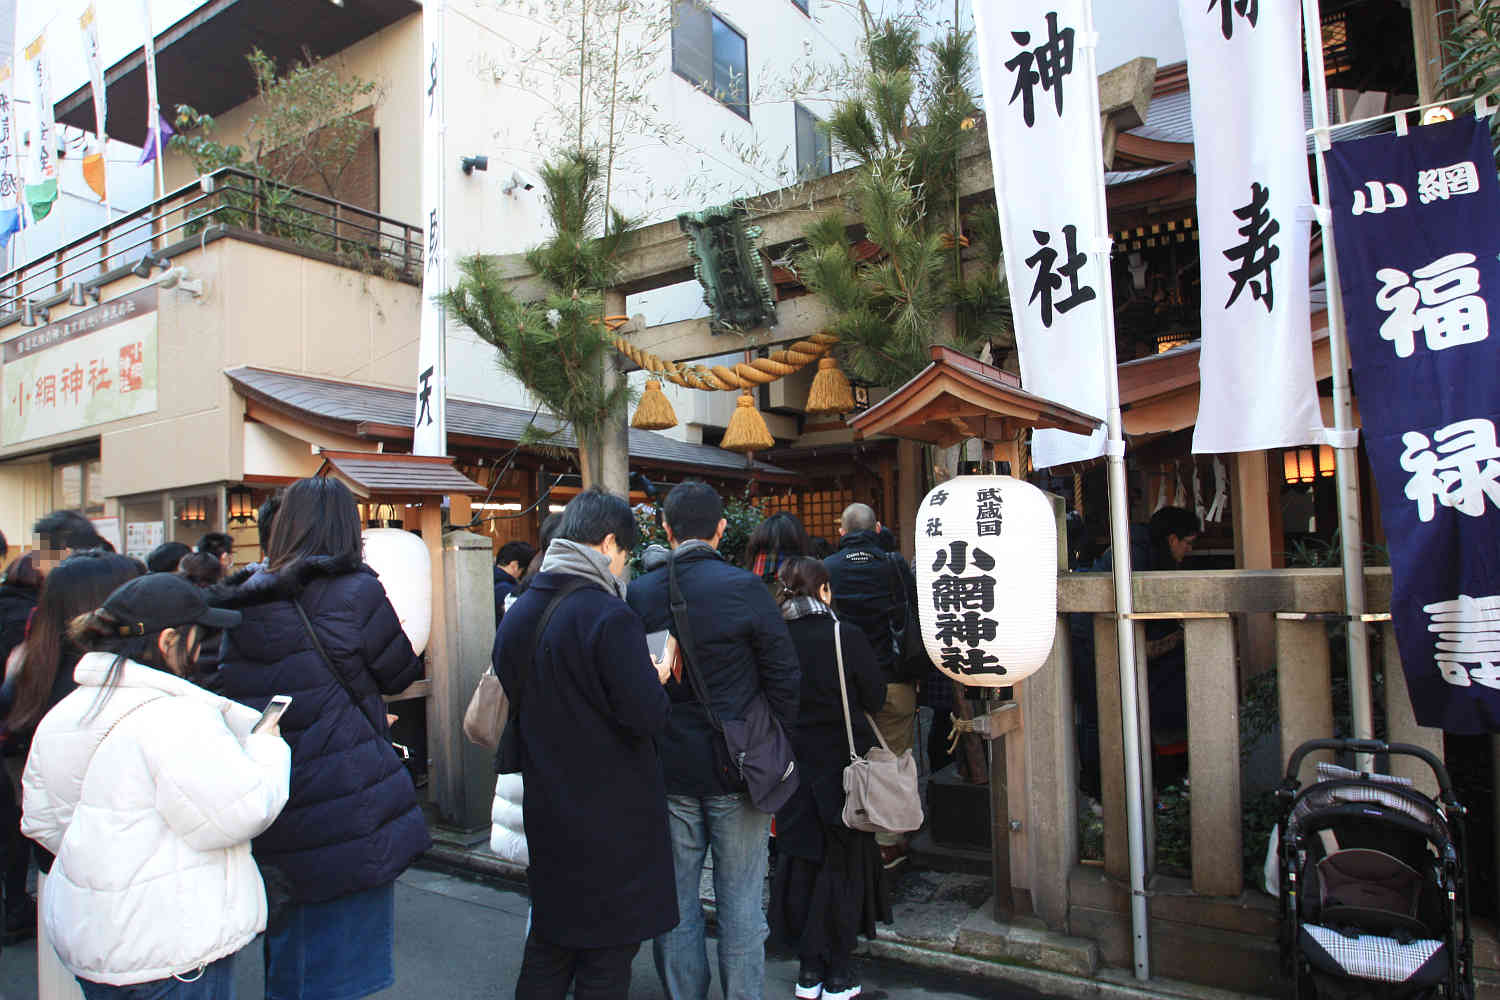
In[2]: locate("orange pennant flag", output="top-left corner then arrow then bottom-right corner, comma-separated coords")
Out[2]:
82,152 -> 106,202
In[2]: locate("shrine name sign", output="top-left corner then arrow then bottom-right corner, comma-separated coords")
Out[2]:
2,286 -> 158,446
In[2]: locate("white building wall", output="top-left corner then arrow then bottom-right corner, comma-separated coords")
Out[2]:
437,0 -> 866,435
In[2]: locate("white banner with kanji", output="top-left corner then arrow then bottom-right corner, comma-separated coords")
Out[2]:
22,32 -> 56,183
1180,0 -> 1323,453
974,0 -> 1109,469
414,0 -> 447,455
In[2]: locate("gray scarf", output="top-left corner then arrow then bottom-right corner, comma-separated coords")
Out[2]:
780,595 -> 833,621
540,539 -> 627,600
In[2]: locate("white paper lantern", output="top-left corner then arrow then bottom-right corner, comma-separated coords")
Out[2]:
362,527 -> 432,655
914,475 -> 1057,687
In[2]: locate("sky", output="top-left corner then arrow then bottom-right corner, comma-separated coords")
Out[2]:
1095,2 -> 1187,74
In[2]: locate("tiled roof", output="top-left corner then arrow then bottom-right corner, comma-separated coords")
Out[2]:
318,452 -> 488,497
1126,89 -> 1393,153
225,366 -> 792,477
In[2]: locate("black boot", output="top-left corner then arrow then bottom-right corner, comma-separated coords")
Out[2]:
4,894 -> 34,944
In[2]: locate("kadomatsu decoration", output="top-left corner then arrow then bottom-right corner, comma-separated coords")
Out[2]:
914,476 -> 1057,686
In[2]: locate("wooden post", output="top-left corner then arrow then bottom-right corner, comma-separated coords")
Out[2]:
990,726 -> 1013,921
1232,451 -> 1276,676
896,439 -> 922,561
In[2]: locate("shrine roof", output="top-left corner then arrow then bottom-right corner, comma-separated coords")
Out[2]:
226,366 -> 794,480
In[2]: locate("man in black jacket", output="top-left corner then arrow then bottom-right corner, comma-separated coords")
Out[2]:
492,539 -> 535,618
628,482 -> 800,1000
824,502 -> 918,868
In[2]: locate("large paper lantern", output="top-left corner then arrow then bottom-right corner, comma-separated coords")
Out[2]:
914,476 -> 1057,687
362,527 -> 432,655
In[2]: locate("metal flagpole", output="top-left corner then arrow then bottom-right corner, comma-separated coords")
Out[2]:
1301,0 -> 1374,743
142,8 -> 165,200
1081,0 -> 1150,980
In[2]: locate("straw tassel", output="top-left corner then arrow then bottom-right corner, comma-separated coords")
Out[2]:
631,379 -> 679,430
804,356 -> 855,416
720,391 -> 775,453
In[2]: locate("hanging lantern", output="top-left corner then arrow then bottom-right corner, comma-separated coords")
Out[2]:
720,391 -> 774,453
804,356 -> 855,416
914,475 -> 1057,687
227,485 -> 256,524
362,527 -> 432,655
631,378 -> 679,430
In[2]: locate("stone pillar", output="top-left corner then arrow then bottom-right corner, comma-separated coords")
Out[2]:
430,529 -> 498,829
1022,493 -> 1078,930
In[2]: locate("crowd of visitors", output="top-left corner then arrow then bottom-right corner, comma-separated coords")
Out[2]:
0,480 -> 928,1000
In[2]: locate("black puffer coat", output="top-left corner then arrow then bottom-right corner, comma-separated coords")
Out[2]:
212,554 -> 430,904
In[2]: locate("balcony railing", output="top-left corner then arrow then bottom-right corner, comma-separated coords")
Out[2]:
0,167 -> 424,312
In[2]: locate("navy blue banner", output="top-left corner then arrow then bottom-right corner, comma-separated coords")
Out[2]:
1327,115 -> 1500,733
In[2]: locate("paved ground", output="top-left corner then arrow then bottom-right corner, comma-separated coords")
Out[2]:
0,865 -> 1053,999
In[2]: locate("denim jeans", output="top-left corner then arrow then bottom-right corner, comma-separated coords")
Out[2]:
654,793 -> 771,1000
77,954 -> 236,999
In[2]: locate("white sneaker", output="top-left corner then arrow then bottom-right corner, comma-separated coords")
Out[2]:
794,983 -> 823,999
822,984 -> 860,999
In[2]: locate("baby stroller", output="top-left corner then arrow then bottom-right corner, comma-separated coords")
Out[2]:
1277,739 -> 1473,999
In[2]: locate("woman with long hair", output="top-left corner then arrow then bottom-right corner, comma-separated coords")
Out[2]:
21,573 -> 289,998
214,477 -> 428,1000
7,553 -> 146,735
743,512 -> 811,599
771,557 -> 890,1000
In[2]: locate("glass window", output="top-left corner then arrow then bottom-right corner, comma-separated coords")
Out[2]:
795,103 -> 831,180
791,0 -> 809,13
673,1 -> 749,120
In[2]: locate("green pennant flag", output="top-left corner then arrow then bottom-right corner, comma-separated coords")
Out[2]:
25,179 -> 58,222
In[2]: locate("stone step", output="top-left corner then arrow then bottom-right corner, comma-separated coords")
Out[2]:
952,899 -> 1099,978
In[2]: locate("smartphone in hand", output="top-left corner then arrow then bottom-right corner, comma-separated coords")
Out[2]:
252,695 -> 293,734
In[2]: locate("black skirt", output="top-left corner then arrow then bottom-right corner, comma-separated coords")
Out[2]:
771,820 -> 891,965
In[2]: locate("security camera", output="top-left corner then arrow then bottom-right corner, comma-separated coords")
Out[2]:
501,169 -> 540,196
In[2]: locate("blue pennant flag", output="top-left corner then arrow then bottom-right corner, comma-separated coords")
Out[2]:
0,208 -> 18,249
1327,115 -> 1500,733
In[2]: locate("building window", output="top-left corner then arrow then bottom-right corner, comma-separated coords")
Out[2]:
673,1 -> 749,120
791,0 -> 809,13
795,103 -> 831,180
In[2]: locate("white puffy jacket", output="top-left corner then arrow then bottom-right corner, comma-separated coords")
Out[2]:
490,773 -> 528,866
22,652 -> 291,987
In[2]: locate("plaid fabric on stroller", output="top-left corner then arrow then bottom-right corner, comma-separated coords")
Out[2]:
1277,739 -> 1473,1000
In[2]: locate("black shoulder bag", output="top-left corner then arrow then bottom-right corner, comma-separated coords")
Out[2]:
293,600 -> 411,762
493,577 -> 592,775
886,552 -> 932,682
668,553 -> 799,814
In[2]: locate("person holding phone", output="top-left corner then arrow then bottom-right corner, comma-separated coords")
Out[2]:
20,573 -> 291,998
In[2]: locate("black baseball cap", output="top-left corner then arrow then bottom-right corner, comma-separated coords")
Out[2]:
101,573 -> 242,637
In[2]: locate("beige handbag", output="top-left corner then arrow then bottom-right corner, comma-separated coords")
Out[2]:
462,668 -> 508,750
834,621 -> 924,835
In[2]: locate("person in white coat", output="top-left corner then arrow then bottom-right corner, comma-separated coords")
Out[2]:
22,573 -> 291,999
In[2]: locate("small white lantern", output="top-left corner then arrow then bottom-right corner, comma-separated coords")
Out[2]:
362,527 -> 433,655
914,475 -> 1057,687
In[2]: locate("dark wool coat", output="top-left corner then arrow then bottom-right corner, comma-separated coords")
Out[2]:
627,544 -> 801,798
212,555 -> 430,904
775,614 -> 887,861
494,571 -> 677,949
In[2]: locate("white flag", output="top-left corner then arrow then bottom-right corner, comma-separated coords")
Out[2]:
0,65 -> 21,207
974,0 -> 1109,469
79,4 -> 107,144
1180,0 -> 1323,453
22,32 -> 56,183
414,0 -> 447,455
